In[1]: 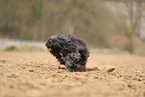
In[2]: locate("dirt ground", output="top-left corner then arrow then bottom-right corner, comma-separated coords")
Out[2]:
0,52 -> 145,97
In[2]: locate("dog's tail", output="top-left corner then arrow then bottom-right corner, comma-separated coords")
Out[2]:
68,33 -> 76,39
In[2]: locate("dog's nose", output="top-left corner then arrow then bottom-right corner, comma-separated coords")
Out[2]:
45,43 -> 49,47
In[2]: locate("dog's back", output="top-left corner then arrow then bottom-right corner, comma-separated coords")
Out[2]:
68,34 -> 89,66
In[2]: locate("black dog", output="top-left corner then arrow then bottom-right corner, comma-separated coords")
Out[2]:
45,34 -> 89,72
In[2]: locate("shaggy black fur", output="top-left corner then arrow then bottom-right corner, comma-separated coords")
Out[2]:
45,34 -> 89,72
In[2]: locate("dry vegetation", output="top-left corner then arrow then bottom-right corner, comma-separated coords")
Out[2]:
0,0 -> 126,48
1,0 -> 145,52
0,52 -> 144,97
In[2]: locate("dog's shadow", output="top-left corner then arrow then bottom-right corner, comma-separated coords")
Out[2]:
58,66 -> 100,72
58,65 -> 115,72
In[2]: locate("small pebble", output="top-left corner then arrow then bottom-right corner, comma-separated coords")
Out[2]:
107,68 -> 115,72
28,70 -> 34,72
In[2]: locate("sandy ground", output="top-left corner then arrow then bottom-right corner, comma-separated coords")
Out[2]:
0,52 -> 145,97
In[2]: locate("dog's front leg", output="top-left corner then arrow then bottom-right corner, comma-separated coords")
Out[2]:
64,58 -> 73,71
59,53 -> 65,62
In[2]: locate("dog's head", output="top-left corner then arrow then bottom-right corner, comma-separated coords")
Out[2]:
45,35 -> 68,54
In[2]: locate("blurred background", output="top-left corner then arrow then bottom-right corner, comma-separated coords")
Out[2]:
0,0 -> 145,54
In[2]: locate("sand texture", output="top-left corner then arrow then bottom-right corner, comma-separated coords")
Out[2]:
0,52 -> 145,97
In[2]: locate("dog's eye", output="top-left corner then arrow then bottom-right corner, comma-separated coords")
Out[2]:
49,39 -> 54,43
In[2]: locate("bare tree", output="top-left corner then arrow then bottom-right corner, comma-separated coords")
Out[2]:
125,0 -> 142,53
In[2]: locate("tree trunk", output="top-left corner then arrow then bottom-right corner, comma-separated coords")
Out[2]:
128,24 -> 134,54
